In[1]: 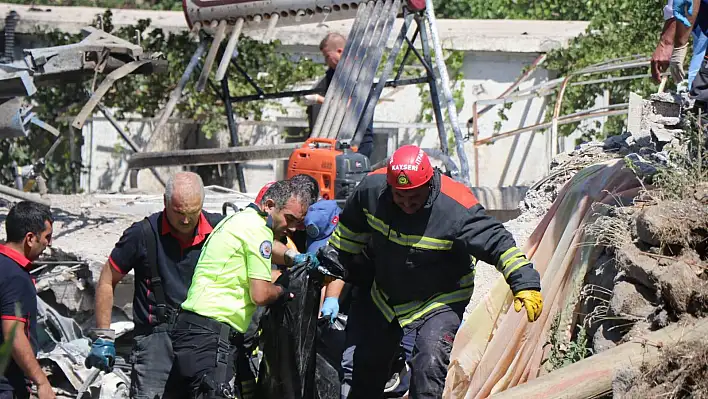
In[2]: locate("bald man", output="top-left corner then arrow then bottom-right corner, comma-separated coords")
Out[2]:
305,32 -> 376,158
88,172 -> 224,399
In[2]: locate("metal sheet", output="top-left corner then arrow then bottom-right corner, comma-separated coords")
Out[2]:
127,143 -> 303,168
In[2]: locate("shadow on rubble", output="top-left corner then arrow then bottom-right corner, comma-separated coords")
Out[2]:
49,206 -> 116,241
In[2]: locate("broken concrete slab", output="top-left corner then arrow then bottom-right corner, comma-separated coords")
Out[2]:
615,245 -> 662,291
609,281 -> 656,320
659,260 -> 696,314
635,207 -> 663,247
650,126 -> 681,145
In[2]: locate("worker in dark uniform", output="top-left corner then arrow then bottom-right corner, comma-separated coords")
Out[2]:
304,32 -> 375,159
0,202 -> 55,399
88,172 -> 223,399
318,145 -> 544,399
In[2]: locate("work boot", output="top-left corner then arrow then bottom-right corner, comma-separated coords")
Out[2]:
383,362 -> 409,394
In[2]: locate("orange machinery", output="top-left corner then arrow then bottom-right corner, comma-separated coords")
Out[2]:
287,138 -> 371,201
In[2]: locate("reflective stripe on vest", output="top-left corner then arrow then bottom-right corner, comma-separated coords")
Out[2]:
329,222 -> 370,254
370,267 -> 476,328
363,209 -> 453,251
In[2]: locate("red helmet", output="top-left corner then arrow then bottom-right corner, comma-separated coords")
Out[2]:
255,181 -> 275,203
387,145 -> 433,190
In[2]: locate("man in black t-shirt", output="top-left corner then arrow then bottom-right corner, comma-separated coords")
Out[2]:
0,201 -> 55,399
87,172 -> 223,399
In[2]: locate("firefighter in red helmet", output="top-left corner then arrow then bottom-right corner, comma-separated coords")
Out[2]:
318,145 -> 543,398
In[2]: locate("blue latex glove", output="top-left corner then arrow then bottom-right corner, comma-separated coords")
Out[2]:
293,252 -> 320,270
674,0 -> 694,27
85,338 -> 116,372
320,297 -> 340,324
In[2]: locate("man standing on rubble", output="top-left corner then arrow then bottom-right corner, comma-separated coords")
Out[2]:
318,145 -> 544,398
88,172 -> 224,399
304,32 -> 376,159
0,201 -> 55,399
166,180 -> 313,399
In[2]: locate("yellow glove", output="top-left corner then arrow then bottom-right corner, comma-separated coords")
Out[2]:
513,290 -> 543,322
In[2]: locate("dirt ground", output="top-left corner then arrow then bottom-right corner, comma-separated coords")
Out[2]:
615,338 -> 708,399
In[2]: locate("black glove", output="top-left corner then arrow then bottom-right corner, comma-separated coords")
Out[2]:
274,268 -> 290,289
272,269 -> 294,306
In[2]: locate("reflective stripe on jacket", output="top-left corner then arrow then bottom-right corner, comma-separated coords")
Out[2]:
330,168 -> 541,327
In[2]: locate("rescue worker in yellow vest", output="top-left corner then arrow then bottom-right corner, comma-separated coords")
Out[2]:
318,145 -> 544,399
165,180 -> 318,399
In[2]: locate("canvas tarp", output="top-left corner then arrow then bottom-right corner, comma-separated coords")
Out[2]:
444,159 -> 642,398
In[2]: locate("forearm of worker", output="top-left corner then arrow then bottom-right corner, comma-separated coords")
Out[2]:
270,240 -> 293,266
2,320 -> 50,387
249,278 -> 284,306
324,279 -> 345,298
95,261 -> 124,329
660,18 -> 677,46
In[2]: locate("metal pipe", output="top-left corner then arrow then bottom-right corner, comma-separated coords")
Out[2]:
97,104 -> 166,188
148,40 -> 208,150
221,77 -> 247,191
474,108 -> 628,146
215,18 -> 245,82
394,25 -> 419,82
196,20 -> 228,92
418,14 -> 448,157
263,13 -> 280,42
424,0 -> 470,183
472,101 -> 479,186
0,184 -> 51,206
476,53 -> 547,117
229,77 -> 428,103
550,75 -> 572,158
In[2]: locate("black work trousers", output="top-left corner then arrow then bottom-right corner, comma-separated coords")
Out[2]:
166,311 -> 255,399
130,327 -> 174,399
340,293 -> 462,399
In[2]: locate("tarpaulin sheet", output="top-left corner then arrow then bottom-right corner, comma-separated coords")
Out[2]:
444,159 -> 642,398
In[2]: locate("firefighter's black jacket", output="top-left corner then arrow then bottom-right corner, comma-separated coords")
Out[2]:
326,168 -> 541,326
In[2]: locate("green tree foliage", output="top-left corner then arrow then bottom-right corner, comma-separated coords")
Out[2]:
433,0 -> 597,20
1,10 -> 323,192
6,0 -> 182,11
435,0 -> 665,139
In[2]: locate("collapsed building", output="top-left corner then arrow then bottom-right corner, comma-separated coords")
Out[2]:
0,1 -> 707,398
1,90 -> 705,398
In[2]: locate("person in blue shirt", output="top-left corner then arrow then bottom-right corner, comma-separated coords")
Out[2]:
652,0 -> 708,88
